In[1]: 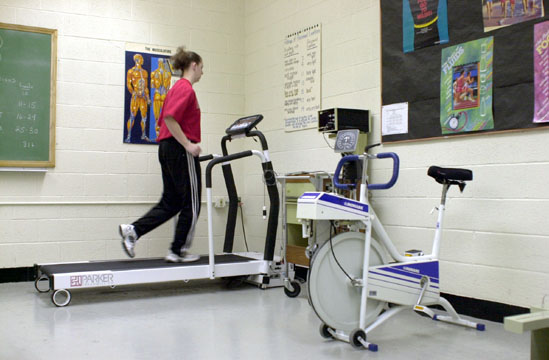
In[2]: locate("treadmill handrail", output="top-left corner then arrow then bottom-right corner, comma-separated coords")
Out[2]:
221,129 -> 269,156
205,150 -> 266,188
198,154 -> 214,162
246,130 -> 268,151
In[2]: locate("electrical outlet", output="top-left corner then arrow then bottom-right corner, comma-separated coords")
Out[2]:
219,197 -> 226,208
213,197 -> 227,208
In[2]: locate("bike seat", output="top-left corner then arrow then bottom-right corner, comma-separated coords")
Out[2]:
428,166 -> 473,184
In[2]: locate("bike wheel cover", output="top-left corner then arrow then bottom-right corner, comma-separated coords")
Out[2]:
308,231 -> 387,332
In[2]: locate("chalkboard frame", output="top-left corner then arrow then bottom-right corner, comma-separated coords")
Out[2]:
380,1 -> 549,144
0,23 -> 57,168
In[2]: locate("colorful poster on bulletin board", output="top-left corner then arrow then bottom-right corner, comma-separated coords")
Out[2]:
403,0 -> 449,53
440,37 -> 494,134
483,0 -> 545,32
123,43 -> 179,144
534,21 -> 549,123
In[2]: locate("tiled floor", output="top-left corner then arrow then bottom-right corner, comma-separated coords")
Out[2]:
0,280 -> 529,359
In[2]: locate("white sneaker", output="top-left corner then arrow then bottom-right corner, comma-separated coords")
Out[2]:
164,251 -> 200,263
164,251 -> 181,263
181,251 -> 200,262
119,224 -> 138,258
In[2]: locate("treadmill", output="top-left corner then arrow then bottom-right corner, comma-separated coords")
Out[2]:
34,114 -> 283,306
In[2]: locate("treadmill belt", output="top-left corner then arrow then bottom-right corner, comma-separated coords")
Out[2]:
39,254 -> 255,276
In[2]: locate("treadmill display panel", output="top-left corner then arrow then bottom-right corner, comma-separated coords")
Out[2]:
226,115 -> 263,136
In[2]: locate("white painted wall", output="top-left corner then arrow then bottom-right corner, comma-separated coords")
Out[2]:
0,0 -> 245,266
243,0 -> 549,308
1,0 -> 547,309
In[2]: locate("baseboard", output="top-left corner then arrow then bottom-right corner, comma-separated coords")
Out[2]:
0,266 -> 35,283
440,293 -> 529,323
1,266 -> 529,323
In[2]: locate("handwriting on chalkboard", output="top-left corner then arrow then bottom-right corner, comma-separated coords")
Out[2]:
0,23 -> 56,166
283,24 -> 321,132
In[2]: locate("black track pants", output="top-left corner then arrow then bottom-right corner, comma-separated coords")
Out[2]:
132,138 -> 201,255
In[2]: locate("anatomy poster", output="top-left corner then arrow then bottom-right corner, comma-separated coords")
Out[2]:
534,21 -> 549,123
440,37 -> 494,134
403,0 -> 449,53
123,43 -> 178,144
483,0 -> 545,32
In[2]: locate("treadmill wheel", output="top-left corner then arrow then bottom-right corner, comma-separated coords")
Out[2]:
51,289 -> 72,307
283,280 -> 301,298
34,275 -> 51,293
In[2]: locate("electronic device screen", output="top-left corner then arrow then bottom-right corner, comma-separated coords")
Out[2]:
226,115 -> 263,136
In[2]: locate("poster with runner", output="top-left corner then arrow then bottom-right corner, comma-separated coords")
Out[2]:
482,0 -> 545,32
403,0 -> 449,53
440,37 -> 494,134
534,21 -> 549,123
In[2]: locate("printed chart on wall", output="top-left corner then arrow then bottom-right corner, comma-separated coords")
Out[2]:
440,36 -> 494,135
283,24 -> 321,132
534,21 -> 549,123
124,43 -> 179,145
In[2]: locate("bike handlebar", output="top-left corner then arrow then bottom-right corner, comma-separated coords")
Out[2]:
368,152 -> 400,190
333,155 -> 359,190
333,152 -> 400,191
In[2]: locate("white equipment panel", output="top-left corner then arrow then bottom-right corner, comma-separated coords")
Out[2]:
297,192 -> 369,220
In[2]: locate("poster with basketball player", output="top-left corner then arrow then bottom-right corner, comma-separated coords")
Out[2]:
534,21 -> 549,123
123,43 -> 179,144
403,0 -> 449,53
483,0 -> 545,32
440,37 -> 494,134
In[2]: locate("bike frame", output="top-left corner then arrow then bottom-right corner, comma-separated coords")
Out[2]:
355,153 -> 455,330
302,150 -> 484,351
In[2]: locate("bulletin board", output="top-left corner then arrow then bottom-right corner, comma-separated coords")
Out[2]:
381,0 -> 548,143
0,23 -> 57,167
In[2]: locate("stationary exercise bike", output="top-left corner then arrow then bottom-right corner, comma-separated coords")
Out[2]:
296,130 -> 485,351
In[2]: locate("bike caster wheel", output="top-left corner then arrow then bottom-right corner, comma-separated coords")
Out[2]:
349,328 -> 377,351
34,275 -> 50,293
349,328 -> 367,349
319,323 -> 334,339
51,289 -> 71,307
283,280 -> 301,298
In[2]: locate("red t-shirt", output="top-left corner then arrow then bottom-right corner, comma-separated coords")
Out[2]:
157,78 -> 201,143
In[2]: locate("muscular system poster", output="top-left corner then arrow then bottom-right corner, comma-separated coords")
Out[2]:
440,37 -> 494,134
123,43 -> 178,144
403,0 -> 449,53
534,21 -> 549,123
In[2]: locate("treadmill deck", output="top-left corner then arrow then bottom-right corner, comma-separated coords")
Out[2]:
39,254 -> 253,276
36,254 -> 268,291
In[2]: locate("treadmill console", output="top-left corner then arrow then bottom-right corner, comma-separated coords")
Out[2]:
226,115 -> 263,136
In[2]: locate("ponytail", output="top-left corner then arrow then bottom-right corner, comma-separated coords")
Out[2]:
171,46 -> 202,71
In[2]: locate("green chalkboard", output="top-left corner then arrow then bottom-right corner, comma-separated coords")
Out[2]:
0,23 -> 57,167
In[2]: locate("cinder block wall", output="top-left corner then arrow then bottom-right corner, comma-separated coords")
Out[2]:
0,0 -> 245,266
2,0 -> 548,309
242,0 -> 549,308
